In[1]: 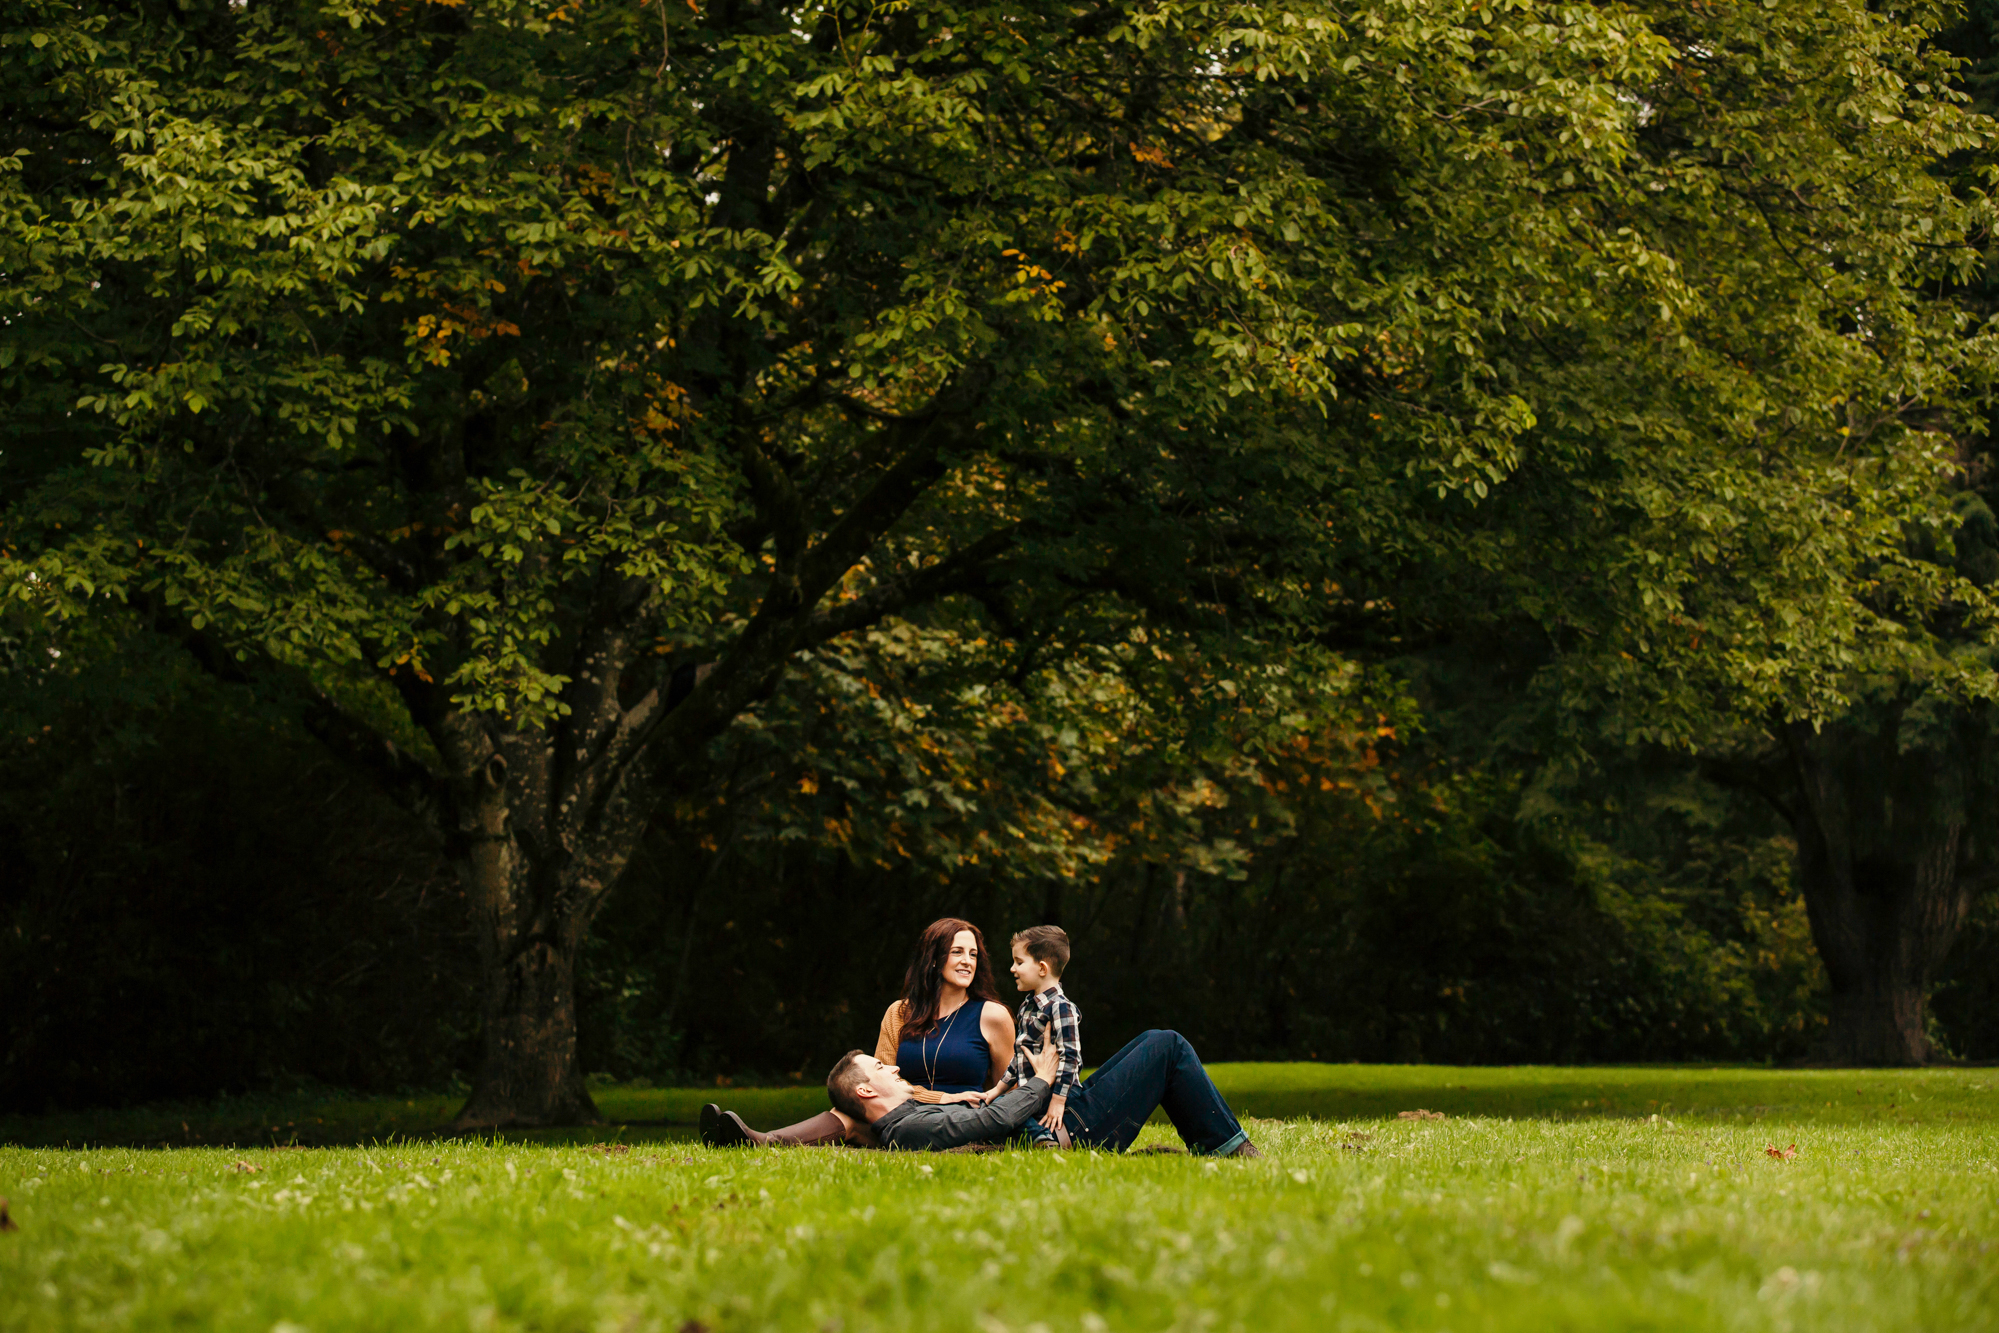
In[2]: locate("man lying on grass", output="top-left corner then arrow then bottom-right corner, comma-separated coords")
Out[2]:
826,1027 -> 1263,1157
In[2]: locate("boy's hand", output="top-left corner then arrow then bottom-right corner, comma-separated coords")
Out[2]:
1028,1032 -> 1062,1085
1038,1093 -> 1067,1133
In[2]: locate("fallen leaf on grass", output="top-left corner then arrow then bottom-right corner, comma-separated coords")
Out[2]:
1765,1144 -> 1798,1160
0,1198 -> 16,1232
1398,1110 -> 1447,1121
229,1160 -> 263,1174
588,1143 -> 631,1156
1130,1145 -> 1186,1155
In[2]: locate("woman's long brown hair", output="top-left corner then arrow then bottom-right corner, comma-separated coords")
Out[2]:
897,917 -> 1002,1039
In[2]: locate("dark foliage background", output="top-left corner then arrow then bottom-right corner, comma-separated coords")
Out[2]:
10,627 -> 1989,1116
575,760 -> 1839,1088
0,631 -> 477,1111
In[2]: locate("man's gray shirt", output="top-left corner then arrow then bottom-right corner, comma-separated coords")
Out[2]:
873,1077 -> 1051,1151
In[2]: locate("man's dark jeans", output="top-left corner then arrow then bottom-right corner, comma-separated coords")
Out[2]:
1061,1029 -> 1248,1155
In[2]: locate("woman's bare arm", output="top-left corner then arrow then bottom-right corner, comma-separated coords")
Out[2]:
981,1001 -> 1016,1090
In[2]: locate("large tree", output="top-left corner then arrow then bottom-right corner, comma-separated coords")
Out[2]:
4,0 -> 1991,1120
1734,0 -> 1999,1066
1295,0 -> 1999,1064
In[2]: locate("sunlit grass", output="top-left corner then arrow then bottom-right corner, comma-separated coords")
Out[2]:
2,1067 -> 1994,1331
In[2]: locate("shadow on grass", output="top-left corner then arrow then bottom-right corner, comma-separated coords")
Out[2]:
3,1064 -> 1990,1149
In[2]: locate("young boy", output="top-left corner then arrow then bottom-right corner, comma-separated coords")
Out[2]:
986,924 -> 1082,1146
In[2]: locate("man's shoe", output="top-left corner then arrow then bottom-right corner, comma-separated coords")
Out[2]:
1225,1140 -> 1265,1159
699,1103 -> 766,1148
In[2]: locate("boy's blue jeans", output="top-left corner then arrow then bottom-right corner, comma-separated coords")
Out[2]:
1060,1029 -> 1249,1155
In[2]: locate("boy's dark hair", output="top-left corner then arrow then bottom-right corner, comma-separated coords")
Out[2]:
826,1049 -> 870,1119
1011,924 -> 1071,978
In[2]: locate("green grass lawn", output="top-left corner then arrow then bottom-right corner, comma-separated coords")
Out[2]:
2,1066 -> 1994,1331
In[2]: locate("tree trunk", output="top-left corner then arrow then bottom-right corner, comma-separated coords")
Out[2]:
449,767 -> 603,1135
1785,720 -> 1980,1066
454,912 -> 598,1128
1794,826 -> 1953,1064
434,711 -> 646,1131
1822,967 -> 1929,1066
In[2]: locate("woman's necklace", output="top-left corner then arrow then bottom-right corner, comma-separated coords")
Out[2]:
921,997 -> 965,1088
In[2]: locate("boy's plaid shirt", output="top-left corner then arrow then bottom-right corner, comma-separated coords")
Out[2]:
1004,984 -> 1082,1100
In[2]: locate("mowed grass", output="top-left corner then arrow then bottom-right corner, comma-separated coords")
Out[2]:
0,1067 -> 1994,1332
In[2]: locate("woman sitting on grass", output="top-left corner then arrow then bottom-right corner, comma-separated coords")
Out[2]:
700,916 -> 1016,1147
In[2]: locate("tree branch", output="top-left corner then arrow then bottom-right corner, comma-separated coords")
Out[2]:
796,526 -> 1017,650
585,367 -> 1000,822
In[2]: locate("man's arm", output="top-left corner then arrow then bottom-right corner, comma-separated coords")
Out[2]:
985,1029 -> 1036,1103
880,1037 -> 1063,1151
880,1078 -> 1051,1151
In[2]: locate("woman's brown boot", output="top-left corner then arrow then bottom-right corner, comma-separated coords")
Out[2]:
701,1104 -> 858,1148
762,1109 -> 850,1147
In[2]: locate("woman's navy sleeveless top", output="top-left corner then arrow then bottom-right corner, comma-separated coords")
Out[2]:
896,1000 -> 990,1094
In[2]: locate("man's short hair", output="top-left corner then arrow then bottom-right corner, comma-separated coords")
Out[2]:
1011,924 -> 1071,978
826,1049 -> 870,1120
